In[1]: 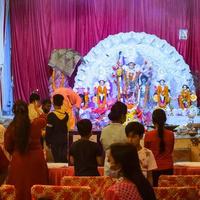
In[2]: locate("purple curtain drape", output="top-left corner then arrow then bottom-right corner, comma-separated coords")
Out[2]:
10,0 -> 200,104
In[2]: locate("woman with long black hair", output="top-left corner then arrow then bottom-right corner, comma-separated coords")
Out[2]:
4,100 -> 48,200
144,108 -> 174,186
105,143 -> 156,200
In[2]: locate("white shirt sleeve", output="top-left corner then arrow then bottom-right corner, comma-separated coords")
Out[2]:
147,149 -> 158,171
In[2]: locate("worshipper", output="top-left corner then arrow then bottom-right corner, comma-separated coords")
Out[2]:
52,87 -> 82,130
104,143 -> 156,200
4,100 -> 48,200
100,101 -> 127,176
41,99 -> 52,115
0,123 -> 10,161
144,108 -> 174,187
125,122 -> 157,184
0,146 -> 9,185
45,94 -> 68,162
28,92 -> 43,121
69,119 -> 102,176
40,99 -> 51,148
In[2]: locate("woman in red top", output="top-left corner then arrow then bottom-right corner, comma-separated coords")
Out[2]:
4,100 -> 48,200
144,109 -> 174,186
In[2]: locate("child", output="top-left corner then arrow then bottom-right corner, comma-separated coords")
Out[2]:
45,94 -> 68,162
70,119 -> 102,176
125,121 -> 157,183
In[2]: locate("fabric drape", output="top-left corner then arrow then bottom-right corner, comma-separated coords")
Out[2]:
10,0 -> 200,104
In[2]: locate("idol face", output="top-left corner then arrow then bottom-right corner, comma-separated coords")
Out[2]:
182,85 -> 188,90
159,79 -> 165,86
128,62 -> 136,69
141,77 -> 147,84
99,80 -> 105,86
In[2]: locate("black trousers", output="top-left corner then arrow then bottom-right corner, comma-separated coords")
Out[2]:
152,168 -> 173,187
51,144 -> 68,163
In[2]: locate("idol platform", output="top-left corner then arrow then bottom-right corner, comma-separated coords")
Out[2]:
3,32 -> 200,131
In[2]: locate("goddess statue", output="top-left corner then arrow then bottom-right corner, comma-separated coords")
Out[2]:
74,87 -> 90,108
178,84 -> 197,109
112,51 -> 126,101
154,79 -> 170,108
94,79 -> 110,108
123,62 -> 141,103
137,74 -> 150,108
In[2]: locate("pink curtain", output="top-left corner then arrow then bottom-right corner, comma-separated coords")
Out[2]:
10,0 -> 200,104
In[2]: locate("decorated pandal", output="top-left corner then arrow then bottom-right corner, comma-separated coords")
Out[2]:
48,32 -> 199,130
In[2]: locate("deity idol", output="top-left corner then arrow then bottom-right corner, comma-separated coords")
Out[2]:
154,79 -> 170,108
123,62 -> 141,103
137,74 -> 150,108
94,79 -> 110,108
178,84 -> 197,109
74,87 -> 90,108
141,60 -> 153,78
84,87 -> 90,108
112,51 -> 126,101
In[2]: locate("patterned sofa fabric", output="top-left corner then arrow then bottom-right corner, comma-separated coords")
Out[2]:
31,185 -> 92,200
158,175 -> 200,187
0,185 -> 16,200
154,186 -> 199,200
61,176 -> 116,199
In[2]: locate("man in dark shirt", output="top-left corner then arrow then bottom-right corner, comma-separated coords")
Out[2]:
45,94 -> 68,162
69,119 -> 102,176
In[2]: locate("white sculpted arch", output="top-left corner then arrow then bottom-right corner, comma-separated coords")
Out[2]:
75,32 -> 195,106
74,32 -> 197,127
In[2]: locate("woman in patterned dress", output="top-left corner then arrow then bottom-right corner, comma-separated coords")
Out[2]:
105,143 -> 156,200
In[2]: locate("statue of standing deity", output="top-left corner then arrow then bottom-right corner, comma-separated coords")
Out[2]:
123,62 -> 141,103
178,84 -> 197,109
154,79 -> 170,108
94,79 -> 110,108
74,87 -> 90,108
137,74 -> 150,108
112,51 -> 126,101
